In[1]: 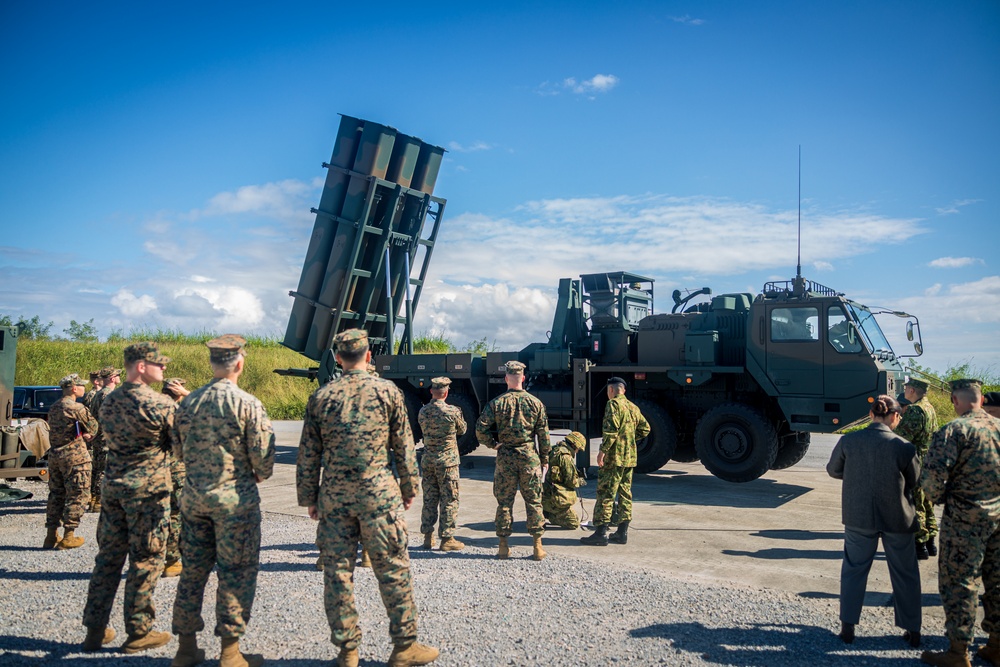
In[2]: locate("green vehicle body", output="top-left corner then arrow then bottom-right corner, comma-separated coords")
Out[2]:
280,117 -> 923,483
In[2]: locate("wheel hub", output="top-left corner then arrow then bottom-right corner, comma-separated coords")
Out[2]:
714,426 -> 749,461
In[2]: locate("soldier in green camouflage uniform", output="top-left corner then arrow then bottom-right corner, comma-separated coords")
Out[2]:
297,329 -> 438,667
919,379 -> 1000,667
88,366 -> 121,512
582,377 -> 650,547
44,373 -> 97,550
170,336 -> 275,667
82,371 -> 102,413
543,431 -> 586,529
82,343 -> 175,655
161,377 -> 190,578
418,377 -> 467,551
475,360 -> 551,561
896,378 -> 939,559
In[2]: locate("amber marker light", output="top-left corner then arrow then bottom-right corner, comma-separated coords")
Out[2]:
868,396 -> 875,403
833,418 -> 840,425
686,377 -> 693,384
635,373 -> 646,380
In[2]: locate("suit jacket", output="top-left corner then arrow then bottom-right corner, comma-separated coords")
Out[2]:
827,422 -> 920,533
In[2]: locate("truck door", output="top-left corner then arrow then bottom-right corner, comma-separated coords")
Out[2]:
765,305 -> 822,395
823,304 -> 873,398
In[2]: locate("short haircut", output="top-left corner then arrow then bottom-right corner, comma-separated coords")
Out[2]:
210,353 -> 242,374
337,345 -> 368,365
953,386 -> 982,403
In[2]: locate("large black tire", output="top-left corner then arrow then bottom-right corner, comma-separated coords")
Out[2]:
771,432 -> 811,470
694,403 -> 778,483
671,438 -> 700,463
448,392 -> 481,456
402,387 -> 424,443
633,399 -> 678,474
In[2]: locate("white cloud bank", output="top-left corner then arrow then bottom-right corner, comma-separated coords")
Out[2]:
537,74 -> 620,98
928,256 -> 984,269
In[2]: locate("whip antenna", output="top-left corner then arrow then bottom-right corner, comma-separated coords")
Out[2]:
797,145 -> 802,280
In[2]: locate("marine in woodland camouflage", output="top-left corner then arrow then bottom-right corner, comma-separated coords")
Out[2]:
594,393 -> 650,525
543,432 -> 586,529
297,369 -> 421,649
418,395 -> 467,538
89,382 -> 117,503
45,395 -> 96,530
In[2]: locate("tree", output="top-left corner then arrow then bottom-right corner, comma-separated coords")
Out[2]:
64,318 -> 99,342
0,314 -> 54,339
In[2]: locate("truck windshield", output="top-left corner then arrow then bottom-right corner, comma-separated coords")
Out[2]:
845,301 -> 894,357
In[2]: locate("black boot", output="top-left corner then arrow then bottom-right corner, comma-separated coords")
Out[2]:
926,535 -> 938,557
916,540 -> 929,561
838,622 -> 855,644
608,520 -> 630,544
581,524 -> 609,546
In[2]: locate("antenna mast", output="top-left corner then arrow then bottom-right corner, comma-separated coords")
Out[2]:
793,145 -> 806,296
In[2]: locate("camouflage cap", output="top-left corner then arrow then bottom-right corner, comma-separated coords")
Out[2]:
904,378 -> 929,391
89,370 -> 101,380
950,378 -> 983,392
333,329 -> 369,354
162,377 -> 187,397
98,366 -> 121,379
430,377 -> 452,389
564,431 -> 586,451
984,391 -> 1000,406
206,334 -> 246,363
504,360 -> 525,375
124,341 -> 171,365
59,373 -> 88,389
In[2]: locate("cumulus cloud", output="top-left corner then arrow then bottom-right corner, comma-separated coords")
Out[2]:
171,285 -> 265,330
537,74 -> 620,98
928,256 -> 983,269
813,261 -> 834,271
198,179 -> 318,222
111,289 -> 158,318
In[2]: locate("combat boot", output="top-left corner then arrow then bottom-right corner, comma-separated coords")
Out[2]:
439,536 -> 465,552
171,634 -> 205,667
927,535 -> 938,557
422,532 -> 434,549
336,646 -> 359,667
978,634 -> 1000,666
82,626 -> 116,652
43,527 -> 60,549
580,524 -> 609,546
121,630 -> 172,654
921,639 -> 971,667
359,549 -> 371,568
163,559 -> 183,578
90,499 -> 102,514
608,520 -> 630,544
219,637 -> 263,667
916,540 -> 929,560
532,536 -> 547,561
388,641 -> 439,666
315,556 -> 324,571
497,537 -> 509,560
56,529 -> 85,550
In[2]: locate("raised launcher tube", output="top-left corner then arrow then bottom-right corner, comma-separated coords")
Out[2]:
282,115 -> 446,364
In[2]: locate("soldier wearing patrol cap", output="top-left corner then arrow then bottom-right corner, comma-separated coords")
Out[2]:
170,335 -> 275,667
418,376 -> 467,551
475,359 -> 552,561
160,378 -> 190,580
88,366 -> 122,512
44,373 -> 98,550
919,379 -> 1000,667
297,328 -> 437,667
82,371 -> 103,413
543,431 -> 587,529
896,377 -> 940,559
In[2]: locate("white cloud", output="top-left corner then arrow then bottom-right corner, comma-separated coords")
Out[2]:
447,141 -> 493,153
171,285 -> 265,330
669,15 -> 705,26
935,198 -> 983,215
538,74 -> 620,98
198,179 -> 316,221
813,261 -> 834,271
928,256 -> 983,269
925,283 -> 942,296
111,289 -> 158,318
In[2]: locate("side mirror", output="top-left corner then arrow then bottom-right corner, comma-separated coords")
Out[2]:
906,321 -> 914,342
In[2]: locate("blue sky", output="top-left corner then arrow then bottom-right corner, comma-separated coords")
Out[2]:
1,1 -> 997,375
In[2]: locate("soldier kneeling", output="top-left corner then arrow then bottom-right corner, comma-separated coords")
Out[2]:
542,432 -> 586,529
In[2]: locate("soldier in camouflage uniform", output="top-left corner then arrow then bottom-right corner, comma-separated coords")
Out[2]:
297,329 -> 438,667
475,360 -> 551,561
44,373 -> 97,550
896,378 -> 939,559
88,366 -> 121,512
543,431 -> 586,530
582,377 -> 650,547
418,377 -> 467,551
919,379 -> 1000,667
161,377 -> 190,579
170,336 -> 275,667
82,371 -> 102,413
984,392 -> 1000,420
82,343 -> 176,655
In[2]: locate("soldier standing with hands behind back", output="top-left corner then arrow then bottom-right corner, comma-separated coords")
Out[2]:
895,378 -> 939,560
418,376 -> 467,552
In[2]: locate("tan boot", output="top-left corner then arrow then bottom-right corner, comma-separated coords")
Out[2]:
532,535 -> 547,561
979,634 -> 1000,666
422,532 -> 434,549
91,499 -> 101,514
359,549 -> 371,568
388,641 -> 439,666
163,559 -> 183,578
497,536 -> 509,560
56,529 -> 84,550
337,646 -> 359,667
43,527 -> 60,549
171,634 -> 205,667
122,630 -> 172,654
439,536 -> 465,552
219,636 -> 264,667
82,626 -> 115,652
921,639 -> 971,667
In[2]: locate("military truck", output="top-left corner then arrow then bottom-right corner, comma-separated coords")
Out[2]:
278,116 -> 923,483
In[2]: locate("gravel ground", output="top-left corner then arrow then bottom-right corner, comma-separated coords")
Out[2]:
0,479 -> 944,666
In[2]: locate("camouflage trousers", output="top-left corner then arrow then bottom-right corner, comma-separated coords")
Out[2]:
172,504 -> 261,638
938,507 -> 1000,642
45,442 -> 91,530
542,486 -> 580,529
166,458 -> 186,565
493,450 -> 545,538
90,437 -> 107,503
317,505 -> 417,649
915,486 -> 938,543
83,487 -> 169,636
593,465 -> 633,525
420,461 -> 460,538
